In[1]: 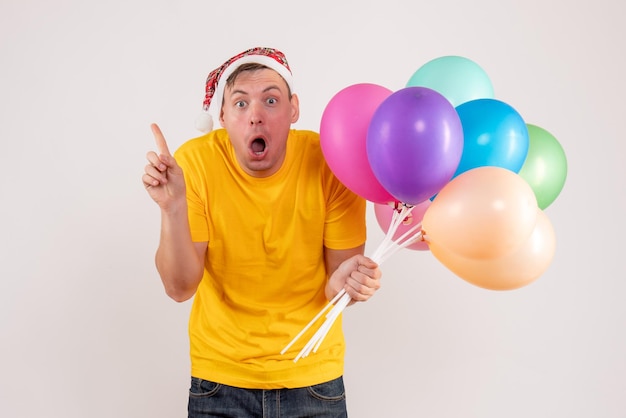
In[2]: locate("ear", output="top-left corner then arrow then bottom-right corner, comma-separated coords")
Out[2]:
290,94 -> 300,124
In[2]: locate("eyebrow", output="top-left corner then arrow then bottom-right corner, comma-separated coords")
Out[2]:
229,85 -> 282,96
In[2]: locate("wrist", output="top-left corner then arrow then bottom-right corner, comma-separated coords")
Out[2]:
325,275 -> 343,301
160,197 -> 188,218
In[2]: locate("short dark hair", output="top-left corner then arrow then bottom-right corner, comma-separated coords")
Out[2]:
225,63 -> 293,98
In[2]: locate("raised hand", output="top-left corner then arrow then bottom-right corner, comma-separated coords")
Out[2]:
142,123 -> 186,211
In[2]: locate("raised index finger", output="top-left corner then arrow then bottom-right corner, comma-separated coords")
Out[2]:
151,123 -> 171,156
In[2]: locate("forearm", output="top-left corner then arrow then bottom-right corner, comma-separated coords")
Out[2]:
324,245 -> 365,302
155,204 -> 204,302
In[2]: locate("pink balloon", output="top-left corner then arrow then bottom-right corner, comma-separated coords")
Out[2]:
422,166 -> 538,259
428,209 -> 555,290
374,201 -> 431,251
320,83 -> 395,203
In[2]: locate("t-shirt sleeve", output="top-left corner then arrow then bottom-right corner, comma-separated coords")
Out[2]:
323,172 -> 367,250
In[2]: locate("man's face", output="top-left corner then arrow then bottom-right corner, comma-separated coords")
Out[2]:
219,68 -> 299,177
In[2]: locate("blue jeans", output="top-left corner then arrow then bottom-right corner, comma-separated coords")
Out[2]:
188,376 -> 348,417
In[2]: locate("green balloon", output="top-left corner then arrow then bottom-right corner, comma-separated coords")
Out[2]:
518,124 -> 567,209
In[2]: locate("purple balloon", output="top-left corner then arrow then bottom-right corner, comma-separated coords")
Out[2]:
366,87 -> 464,205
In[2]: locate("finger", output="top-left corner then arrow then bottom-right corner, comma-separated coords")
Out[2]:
146,150 -> 167,172
145,163 -> 168,182
357,270 -> 380,289
142,172 -> 161,188
346,282 -> 374,302
356,264 -> 381,280
151,123 -> 172,157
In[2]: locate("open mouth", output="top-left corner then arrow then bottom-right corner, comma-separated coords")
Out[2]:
251,138 -> 266,155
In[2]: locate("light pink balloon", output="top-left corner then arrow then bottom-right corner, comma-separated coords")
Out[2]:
422,166 -> 538,259
428,209 -> 555,290
374,200 -> 431,251
320,83 -> 395,203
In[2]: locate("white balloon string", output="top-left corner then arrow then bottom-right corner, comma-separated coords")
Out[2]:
377,230 -> 423,265
372,204 -> 415,261
370,204 -> 401,260
311,294 -> 352,353
392,221 -> 422,247
294,293 -> 351,361
293,293 -> 350,363
280,288 -> 346,355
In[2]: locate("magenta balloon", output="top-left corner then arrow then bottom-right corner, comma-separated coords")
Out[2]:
320,83 -> 395,203
366,87 -> 464,205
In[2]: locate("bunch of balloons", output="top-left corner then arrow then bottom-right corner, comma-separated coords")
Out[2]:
282,56 -> 567,361
320,55 -> 567,291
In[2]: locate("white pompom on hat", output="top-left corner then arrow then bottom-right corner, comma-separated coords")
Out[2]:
195,47 -> 295,133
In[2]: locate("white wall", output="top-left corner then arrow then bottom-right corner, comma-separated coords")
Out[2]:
1,0 -> 624,416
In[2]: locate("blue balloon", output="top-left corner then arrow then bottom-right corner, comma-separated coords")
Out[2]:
454,99 -> 529,178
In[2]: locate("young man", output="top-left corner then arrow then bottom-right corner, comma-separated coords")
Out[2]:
142,47 -> 382,417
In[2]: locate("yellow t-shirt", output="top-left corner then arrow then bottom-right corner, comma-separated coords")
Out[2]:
174,128 -> 366,389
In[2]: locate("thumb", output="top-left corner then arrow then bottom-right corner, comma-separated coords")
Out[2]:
151,123 -> 172,157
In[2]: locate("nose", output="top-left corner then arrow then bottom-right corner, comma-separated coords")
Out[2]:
249,103 -> 263,125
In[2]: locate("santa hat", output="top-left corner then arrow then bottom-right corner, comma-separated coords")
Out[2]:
195,47 -> 295,133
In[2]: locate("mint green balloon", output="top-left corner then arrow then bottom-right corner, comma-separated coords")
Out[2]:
406,56 -> 494,107
518,124 -> 568,209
